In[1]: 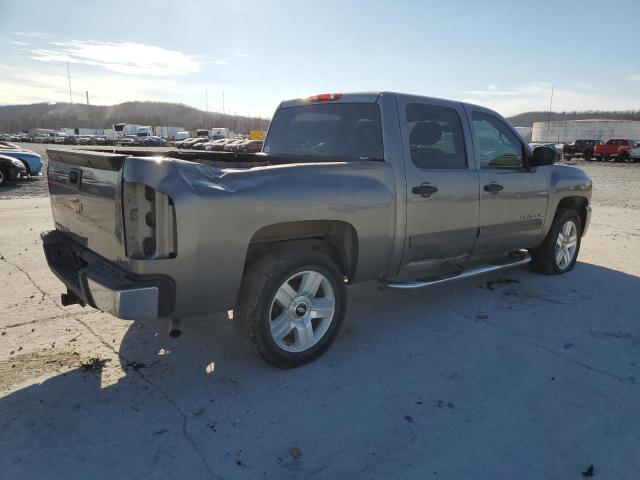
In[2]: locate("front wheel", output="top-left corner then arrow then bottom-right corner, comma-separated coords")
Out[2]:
0,167 -> 7,187
235,248 -> 346,368
529,208 -> 582,275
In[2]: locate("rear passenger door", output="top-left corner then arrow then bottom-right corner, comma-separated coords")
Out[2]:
397,96 -> 480,274
466,107 -> 549,255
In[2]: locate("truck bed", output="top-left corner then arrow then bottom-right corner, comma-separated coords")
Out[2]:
53,147 -> 271,169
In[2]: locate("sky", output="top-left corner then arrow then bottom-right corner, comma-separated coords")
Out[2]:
1,0 -> 639,118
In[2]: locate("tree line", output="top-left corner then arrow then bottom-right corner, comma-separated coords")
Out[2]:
0,101 -> 271,134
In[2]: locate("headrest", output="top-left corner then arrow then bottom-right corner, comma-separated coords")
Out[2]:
410,121 -> 443,146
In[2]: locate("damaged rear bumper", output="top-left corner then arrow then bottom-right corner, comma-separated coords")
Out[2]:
41,230 -> 175,320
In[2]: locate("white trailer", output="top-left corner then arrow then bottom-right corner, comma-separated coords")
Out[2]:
210,128 -> 229,139
154,126 -> 187,140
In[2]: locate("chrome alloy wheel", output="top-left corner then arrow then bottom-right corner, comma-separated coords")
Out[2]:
555,220 -> 578,270
269,270 -> 336,353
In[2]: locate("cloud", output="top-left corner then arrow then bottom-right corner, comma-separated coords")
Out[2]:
626,73 -> 640,81
462,83 -> 640,116
10,40 -> 31,46
0,63 -> 179,106
24,40 -> 201,77
13,31 -> 51,38
464,82 -> 553,98
208,49 -> 248,66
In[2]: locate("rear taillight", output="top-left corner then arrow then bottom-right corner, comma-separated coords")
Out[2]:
123,182 -> 176,260
308,93 -> 342,102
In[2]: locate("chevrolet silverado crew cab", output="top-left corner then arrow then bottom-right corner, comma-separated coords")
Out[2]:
43,92 -> 592,368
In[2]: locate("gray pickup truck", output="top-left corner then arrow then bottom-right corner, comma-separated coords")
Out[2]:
43,92 -> 592,368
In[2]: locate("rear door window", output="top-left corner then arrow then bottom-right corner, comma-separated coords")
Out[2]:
405,103 -> 467,169
264,103 -> 383,161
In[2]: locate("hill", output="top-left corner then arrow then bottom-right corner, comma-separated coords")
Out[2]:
507,110 -> 640,127
0,101 -> 270,134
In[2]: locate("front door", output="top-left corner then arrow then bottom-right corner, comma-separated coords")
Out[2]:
466,107 -> 549,256
398,96 -> 480,276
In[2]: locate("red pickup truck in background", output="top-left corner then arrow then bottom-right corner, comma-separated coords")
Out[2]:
594,139 -> 638,162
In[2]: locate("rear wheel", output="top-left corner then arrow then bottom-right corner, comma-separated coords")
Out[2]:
529,208 -> 582,275
235,248 -> 346,368
0,167 -> 7,187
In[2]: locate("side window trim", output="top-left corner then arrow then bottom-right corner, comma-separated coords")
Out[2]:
404,102 -> 469,171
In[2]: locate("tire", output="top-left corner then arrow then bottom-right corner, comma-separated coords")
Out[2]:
0,167 -> 7,187
235,248 -> 346,368
529,208 -> 582,275
595,156 -> 603,162
20,161 -> 31,176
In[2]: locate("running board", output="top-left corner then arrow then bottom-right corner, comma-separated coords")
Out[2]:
385,255 -> 531,290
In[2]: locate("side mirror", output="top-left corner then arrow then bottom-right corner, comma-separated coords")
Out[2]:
530,145 -> 558,167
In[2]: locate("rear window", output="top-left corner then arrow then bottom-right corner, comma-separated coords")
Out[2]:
606,139 -> 628,145
264,103 -> 383,161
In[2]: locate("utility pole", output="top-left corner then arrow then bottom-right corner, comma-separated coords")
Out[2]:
222,92 -> 225,115
205,88 -> 209,112
67,61 -> 73,104
86,90 -> 89,105
545,85 -> 554,143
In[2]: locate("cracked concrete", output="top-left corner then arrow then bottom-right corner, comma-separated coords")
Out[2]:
1,159 -> 640,479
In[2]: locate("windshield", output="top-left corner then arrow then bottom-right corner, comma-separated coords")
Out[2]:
264,102 -> 383,161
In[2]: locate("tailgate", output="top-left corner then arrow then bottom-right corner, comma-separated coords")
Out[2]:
47,149 -> 127,263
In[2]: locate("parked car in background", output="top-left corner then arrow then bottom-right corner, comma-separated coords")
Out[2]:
142,136 -> 167,147
0,142 -> 43,175
0,153 -> 29,187
629,144 -> 640,163
118,135 -> 136,146
223,139 -> 246,151
192,139 -> 210,150
208,138 -> 233,151
54,133 -> 76,145
204,138 -> 229,151
76,136 -> 96,145
594,139 -> 637,162
238,140 -> 264,153
562,140 -> 602,160
181,137 -> 209,149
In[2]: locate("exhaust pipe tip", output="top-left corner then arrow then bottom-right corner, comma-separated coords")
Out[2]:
169,318 -> 182,338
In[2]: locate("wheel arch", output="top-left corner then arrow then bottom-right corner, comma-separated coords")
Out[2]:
555,196 -> 588,235
244,220 -> 359,281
